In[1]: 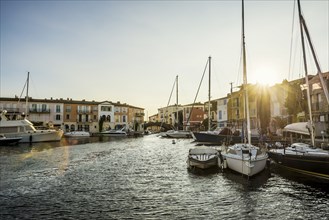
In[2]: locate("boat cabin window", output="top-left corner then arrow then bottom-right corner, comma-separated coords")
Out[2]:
0,127 -> 18,133
25,126 -> 34,132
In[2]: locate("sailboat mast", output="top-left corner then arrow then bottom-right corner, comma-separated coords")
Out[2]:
300,10 -> 329,105
208,56 -> 211,131
242,0 -> 251,145
297,0 -> 315,146
176,75 -> 178,130
25,72 -> 30,118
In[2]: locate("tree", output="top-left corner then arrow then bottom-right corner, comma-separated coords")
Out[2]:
99,115 -> 105,132
284,81 -> 308,122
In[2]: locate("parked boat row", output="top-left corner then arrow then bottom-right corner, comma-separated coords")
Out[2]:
187,0 -> 328,182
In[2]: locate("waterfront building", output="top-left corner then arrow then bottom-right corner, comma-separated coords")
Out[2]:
0,97 -> 145,134
217,97 -> 228,128
0,97 -> 64,129
158,104 -> 183,128
63,99 -> 99,133
203,99 -> 218,130
227,84 -> 259,135
306,72 -> 329,137
182,102 -> 204,130
127,104 -> 145,131
98,101 -> 115,132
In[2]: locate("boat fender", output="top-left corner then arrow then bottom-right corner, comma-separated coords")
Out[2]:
223,159 -> 227,169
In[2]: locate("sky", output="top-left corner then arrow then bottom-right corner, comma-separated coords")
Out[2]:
1,0 -> 328,118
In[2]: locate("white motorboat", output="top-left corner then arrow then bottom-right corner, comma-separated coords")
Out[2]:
0,111 -> 63,143
166,130 -> 192,138
187,146 -> 220,169
64,131 -> 90,137
0,134 -> 22,145
101,127 -> 127,137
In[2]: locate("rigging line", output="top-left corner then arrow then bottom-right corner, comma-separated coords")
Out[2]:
186,58 -> 209,124
18,77 -> 28,104
301,15 -> 329,104
288,0 -> 297,80
160,75 -> 177,129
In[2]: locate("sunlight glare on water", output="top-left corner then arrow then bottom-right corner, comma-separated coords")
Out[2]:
0,135 -> 328,219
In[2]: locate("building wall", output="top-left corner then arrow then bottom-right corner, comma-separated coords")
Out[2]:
217,98 -> 228,128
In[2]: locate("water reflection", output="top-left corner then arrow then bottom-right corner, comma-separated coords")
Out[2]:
0,135 -> 328,219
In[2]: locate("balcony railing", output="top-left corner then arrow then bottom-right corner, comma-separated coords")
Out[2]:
29,108 -> 51,113
77,110 -> 91,114
135,112 -> 145,117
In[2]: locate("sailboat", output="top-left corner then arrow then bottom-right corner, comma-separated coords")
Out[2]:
221,0 -> 268,177
0,72 -> 64,143
268,0 -> 329,182
191,57 -> 242,145
161,75 -> 192,138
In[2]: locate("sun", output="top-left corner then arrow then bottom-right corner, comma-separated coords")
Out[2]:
249,66 -> 280,86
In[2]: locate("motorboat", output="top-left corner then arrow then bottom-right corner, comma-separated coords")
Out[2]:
64,131 -> 90,137
166,130 -> 192,138
0,134 -> 22,146
187,146 -> 221,169
0,111 -> 63,143
268,143 -> 329,181
222,143 -> 268,177
101,127 -> 127,137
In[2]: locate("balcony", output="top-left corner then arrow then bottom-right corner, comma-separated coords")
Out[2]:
135,112 -> 145,117
77,110 -> 91,114
29,108 -> 50,114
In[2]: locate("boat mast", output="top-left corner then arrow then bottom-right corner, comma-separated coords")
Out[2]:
176,75 -> 178,130
208,56 -> 211,131
299,6 -> 329,105
297,0 -> 315,146
25,72 -> 30,119
242,0 -> 251,145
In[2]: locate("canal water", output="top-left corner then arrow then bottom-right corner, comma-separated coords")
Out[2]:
0,135 -> 328,219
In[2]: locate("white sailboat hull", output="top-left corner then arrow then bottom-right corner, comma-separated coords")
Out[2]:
224,155 -> 267,176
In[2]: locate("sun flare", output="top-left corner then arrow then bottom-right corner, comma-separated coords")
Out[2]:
250,67 -> 280,86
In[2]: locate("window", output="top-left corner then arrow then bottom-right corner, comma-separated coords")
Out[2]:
42,104 -> 47,112
56,105 -> 61,113
32,104 -> 37,111
123,115 -> 127,122
218,110 -> 222,120
101,106 -> 112,112
66,114 -> 70,120
56,114 -> 61,120
318,93 -> 322,102
235,98 -> 239,107
66,106 -> 71,112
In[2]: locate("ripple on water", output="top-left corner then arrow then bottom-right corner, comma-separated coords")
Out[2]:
0,135 -> 328,219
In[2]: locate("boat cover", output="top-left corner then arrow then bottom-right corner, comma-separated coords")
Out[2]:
283,122 -> 310,135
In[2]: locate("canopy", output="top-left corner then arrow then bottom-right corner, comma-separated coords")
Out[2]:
283,122 -> 310,135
